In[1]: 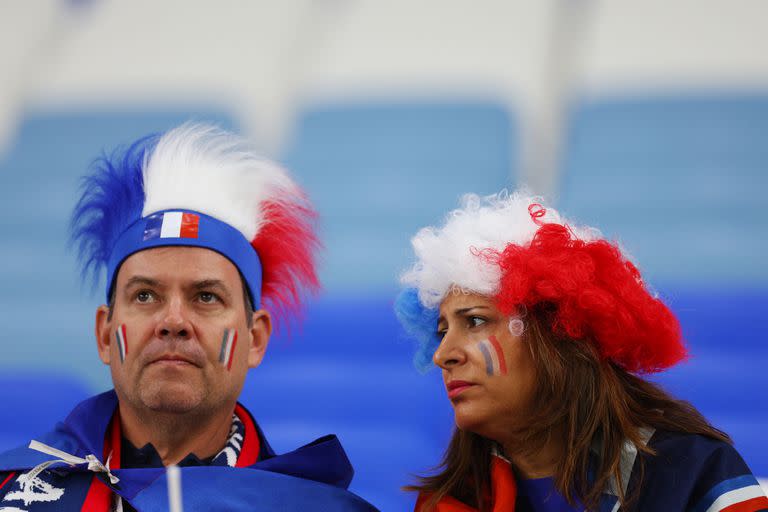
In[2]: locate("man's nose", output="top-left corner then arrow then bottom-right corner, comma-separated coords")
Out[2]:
155,296 -> 192,339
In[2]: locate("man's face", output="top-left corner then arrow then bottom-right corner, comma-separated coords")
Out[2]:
96,246 -> 270,417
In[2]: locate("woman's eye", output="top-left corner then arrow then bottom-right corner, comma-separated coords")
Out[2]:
136,291 -> 155,303
469,316 -> 486,328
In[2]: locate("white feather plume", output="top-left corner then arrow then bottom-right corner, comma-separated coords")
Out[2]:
142,123 -> 297,241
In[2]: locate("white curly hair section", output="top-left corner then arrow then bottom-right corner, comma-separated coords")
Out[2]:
142,122 -> 298,241
400,190 -> 602,309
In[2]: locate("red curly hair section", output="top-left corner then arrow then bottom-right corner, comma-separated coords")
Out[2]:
490,223 -> 686,373
251,198 -> 321,329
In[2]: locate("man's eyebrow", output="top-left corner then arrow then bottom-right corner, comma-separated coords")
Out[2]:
192,279 -> 232,294
123,276 -> 161,289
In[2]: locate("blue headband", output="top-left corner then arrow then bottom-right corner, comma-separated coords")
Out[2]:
106,209 -> 262,308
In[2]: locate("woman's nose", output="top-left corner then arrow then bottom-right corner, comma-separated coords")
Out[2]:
433,330 -> 467,369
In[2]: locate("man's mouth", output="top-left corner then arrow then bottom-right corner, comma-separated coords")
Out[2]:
150,354 -> 198,367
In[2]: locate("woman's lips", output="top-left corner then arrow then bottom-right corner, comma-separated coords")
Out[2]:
446,380 -> 475,399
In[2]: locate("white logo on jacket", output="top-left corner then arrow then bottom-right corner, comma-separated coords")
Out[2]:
2,471 -> 64,507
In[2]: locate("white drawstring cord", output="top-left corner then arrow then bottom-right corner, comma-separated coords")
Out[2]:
27,440 -> 120,485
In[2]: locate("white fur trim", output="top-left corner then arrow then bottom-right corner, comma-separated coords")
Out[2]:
400,190 -> 602,309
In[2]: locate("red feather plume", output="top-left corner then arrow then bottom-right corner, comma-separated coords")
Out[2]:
251,198 -> 321,330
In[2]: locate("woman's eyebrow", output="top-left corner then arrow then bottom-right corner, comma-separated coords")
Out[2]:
438,305 -> 491,323
454,306 -> 490,315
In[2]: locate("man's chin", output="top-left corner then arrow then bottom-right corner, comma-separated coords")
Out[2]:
139,384 -> 205,414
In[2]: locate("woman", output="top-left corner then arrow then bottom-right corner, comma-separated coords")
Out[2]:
394,191 -> 766,511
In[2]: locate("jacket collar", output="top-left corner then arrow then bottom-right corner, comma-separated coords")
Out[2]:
0,390 -> 354,495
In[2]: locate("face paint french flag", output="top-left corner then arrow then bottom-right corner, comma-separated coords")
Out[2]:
143,211 -> 200,241
219,329 -> 238,371
116,324 -> 128,363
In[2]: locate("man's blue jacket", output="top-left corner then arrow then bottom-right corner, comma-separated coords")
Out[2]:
0,391 -> 378,511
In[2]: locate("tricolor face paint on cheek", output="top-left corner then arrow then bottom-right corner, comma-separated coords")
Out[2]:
219,329 -> 238,371
115,324 -> 128,363
475,335 -> 507,376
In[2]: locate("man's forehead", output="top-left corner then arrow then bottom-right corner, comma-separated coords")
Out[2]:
116,246 -> 241,287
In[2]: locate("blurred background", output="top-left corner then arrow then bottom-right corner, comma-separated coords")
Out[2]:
0,0 -> 766,509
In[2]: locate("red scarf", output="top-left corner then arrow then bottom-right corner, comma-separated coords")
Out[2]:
415,457 -> 517,512
81,404 -> 260,511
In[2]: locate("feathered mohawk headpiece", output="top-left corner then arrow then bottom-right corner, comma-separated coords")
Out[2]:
395,190 -> 686,374
70,122 -> 320,325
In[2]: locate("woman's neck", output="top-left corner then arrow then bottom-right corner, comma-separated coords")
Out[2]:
499,425 -> 565,479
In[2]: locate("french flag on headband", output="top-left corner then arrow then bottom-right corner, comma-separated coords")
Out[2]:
219,329 -> 238,370
143,211 -> 200,241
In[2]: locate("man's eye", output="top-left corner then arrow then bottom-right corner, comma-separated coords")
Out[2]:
136,291 -> 155,303
198,292 -> 219,304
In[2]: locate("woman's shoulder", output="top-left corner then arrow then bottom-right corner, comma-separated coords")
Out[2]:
634,429 -> 767,511
647,429 -> 741,461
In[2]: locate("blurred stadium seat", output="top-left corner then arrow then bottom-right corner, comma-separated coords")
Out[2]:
559,94 -> 768,284
559,95 -> 768,477
242,295 -> 455,510
283,100 -> 516,292
0,372 -> 91,450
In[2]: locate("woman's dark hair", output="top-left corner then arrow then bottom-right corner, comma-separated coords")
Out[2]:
406,305 -> 729,511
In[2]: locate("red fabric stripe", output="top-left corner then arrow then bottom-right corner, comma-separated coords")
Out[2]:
234,403 -> 260,467
720,495 -> 768,512
80,476 -> 113,512
227,331 -> 238,371
106,410 -> 122,469
0,471 -> 16,491
180,213 -> 199,238
488,336 -> 507,375
415,458 -> 517,511
79,411 -> 124,512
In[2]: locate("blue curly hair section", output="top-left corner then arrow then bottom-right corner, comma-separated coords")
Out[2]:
393,288 -> 441,373
69,134 -> 159,293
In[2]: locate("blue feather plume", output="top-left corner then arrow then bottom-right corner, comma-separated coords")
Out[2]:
393,288 -> 441,372
70,134 -> 159,293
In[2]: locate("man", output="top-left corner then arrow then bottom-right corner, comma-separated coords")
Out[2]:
0,123 -> 377,511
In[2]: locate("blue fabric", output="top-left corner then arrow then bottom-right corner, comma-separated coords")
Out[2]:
517,477 -> 582,512
622,430 -> 764,511
106,209 -> 263,307
0,391 -> 377,511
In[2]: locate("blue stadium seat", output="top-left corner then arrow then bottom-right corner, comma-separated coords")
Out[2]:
0,372 -> 91,450
240,295 -> 455,510
283,101 -> 516,292
559,95 -> 768,284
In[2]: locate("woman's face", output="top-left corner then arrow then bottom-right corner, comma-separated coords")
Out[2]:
435,290 -> 537,440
